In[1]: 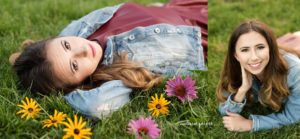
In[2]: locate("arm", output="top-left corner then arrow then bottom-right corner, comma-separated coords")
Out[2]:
250,91 -> 300,131
218,92 -> 247,116
64,80 -> 132,119
218,66 -> 252,115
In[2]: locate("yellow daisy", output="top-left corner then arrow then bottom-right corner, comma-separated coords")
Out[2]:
16,97 -> 41,119
148,94 -> 171,117
42,110 -> 67,128
63,115 -> 92,139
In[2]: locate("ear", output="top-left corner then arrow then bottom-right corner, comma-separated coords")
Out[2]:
234,53 -> 240,62
9,52 -> 21,65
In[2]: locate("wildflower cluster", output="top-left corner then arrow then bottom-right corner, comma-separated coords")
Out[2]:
15,76 -> 197,139
16,97 -> 92,139
127,75 -> 198,139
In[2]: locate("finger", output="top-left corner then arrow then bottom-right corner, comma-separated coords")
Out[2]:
223,116 -> 230,120
240,65 -> 246,79
226,111 -> 240,117
222,119 -> 230,124
226,126 -> 234,131
224,124 -> 230,129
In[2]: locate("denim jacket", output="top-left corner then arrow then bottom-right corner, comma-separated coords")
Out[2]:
218,53 -> 300,132
60,3 -> 206,119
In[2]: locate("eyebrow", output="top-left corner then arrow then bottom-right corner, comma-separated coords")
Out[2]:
239,43 -> 265,49
239,46 -> 249,50
255,43 -> 265,47
61,40 -> 66,51
61,40 -> 75,74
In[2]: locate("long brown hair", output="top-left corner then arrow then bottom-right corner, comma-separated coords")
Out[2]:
216,20 -> 289,111
12,38 -> 163,94
83,53 -> 164,91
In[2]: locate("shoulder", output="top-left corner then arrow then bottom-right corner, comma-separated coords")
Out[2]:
283,53 -> 300,74
283,53 -> 300,68
283,53 -> 300,86
59,3 -> 124,37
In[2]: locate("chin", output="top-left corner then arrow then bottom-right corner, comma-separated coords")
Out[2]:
246,69 -> 263,76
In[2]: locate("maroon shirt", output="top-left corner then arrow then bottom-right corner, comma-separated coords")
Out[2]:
88,1 -> 207,60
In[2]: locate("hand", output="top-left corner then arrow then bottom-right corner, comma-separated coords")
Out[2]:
239,66 -> 252,92
234,66 -> 252,102
277,32 -> 300,57
222,111 -> 253,132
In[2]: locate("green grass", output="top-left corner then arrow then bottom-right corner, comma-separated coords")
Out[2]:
2,0 -> 299,138
209,0 -> 300,138
0,0 -> 211,138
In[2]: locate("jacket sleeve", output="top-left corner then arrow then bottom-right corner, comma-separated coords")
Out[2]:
64,80 -> 132,119
249,91 -> 300,131
249,57 -> 300,132
59,3 -> 123,38
218,91 -> 247,116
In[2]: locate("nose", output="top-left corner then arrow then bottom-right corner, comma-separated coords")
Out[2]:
73,46 -> 87,58
250,50 -> 259,61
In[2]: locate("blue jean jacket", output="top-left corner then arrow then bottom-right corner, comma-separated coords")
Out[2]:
219,53 -> 300,132
59,3 -> 206,119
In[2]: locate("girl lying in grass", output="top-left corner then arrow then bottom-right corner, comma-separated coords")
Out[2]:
10,0 -> 207,119
217,20 -> 300,132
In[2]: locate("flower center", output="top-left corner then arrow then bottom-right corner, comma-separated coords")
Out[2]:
28,108 -> 33,113
174,85 -> 186,97
51,119 -> 57,123
74,129 -> 80,135
138,127 -> 149,135
155,104 -> 161,109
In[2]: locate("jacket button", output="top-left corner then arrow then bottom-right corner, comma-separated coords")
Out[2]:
176,28 -> 182,33
128,35 -> 135,40
154,28 -> 161,33
198,33 -> 201,38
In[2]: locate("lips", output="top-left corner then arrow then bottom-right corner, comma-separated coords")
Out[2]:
248,62 -> 261,68
88,43 -> 95,57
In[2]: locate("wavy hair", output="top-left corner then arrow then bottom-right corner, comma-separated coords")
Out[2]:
12,38 -> 163,94
216,20 -> 289,111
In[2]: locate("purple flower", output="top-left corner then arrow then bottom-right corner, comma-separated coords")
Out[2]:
165,76 -> 198,102
127,116 -> 160,139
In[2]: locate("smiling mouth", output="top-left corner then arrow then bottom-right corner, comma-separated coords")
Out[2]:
249,62 -> 261,68
88,43 -> 95,57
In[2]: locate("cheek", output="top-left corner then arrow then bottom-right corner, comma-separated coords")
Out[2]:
235,53 -> 249,64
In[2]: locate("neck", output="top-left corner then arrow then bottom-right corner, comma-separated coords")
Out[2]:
255,73 -> 264,82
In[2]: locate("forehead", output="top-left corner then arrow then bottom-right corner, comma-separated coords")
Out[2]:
46,37 -> 79,85
236,31 -> 268,47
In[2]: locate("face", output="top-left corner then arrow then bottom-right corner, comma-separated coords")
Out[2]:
47,36 -> 103,85
235,31 -> 270,77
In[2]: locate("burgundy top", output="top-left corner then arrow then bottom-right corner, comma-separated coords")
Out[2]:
88,0 -> 208,60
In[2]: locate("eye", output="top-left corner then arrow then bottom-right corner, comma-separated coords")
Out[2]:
72,61 -> 78,71
241,48 -> 248,52
258,46 -> 265,50
64,41 -> 71,50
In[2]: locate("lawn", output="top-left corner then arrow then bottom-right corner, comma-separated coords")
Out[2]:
0,0 -> 210,138
209,0 -> 300,138
2,0 -> 299,138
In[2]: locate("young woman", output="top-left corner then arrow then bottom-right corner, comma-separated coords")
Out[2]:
217,20 -> 300,132
10,0 -> 207,119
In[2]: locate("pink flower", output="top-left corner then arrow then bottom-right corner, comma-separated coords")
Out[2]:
165,76 -> 198,102
127,116 -> 160,139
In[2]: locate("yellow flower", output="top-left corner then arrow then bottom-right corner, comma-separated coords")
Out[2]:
16,97 -> 41,119
42,110 -> 67,128
148,94 -> 170,117
63,115 -> 92,139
